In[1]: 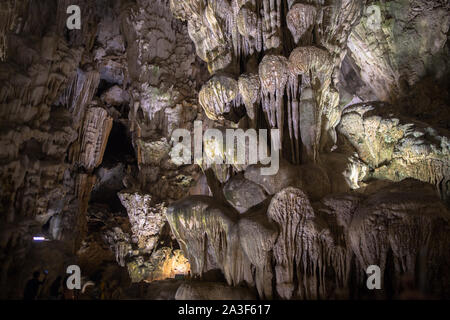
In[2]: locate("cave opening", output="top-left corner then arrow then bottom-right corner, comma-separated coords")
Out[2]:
89,121 -> 136,213
102,121 -> 136,167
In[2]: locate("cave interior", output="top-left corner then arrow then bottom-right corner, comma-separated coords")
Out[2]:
0,0 -> 449,300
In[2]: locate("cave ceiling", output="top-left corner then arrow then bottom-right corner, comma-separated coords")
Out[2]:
0,0 -> 449,300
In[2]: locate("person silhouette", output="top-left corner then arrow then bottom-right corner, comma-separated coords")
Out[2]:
49,276 -> 63,300
23,271 -> 46,300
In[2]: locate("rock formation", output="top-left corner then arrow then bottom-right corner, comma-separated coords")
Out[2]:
0,0 -> 449,300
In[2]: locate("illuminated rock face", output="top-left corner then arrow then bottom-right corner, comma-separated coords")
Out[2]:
164,0 -> 450,300
348,1 -> 450,103
287,3 -> 317,45
339,102 -> 450,201
127,248 -> 190,283
118,191 -> 166,253
166,181 -> 450,299
199,76 -> 239,121
168,0 -> 364,163
0,0 -> 449,300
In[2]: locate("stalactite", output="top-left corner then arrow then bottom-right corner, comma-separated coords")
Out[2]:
287,75 -> 301,163
166,196 -> 255,286
259,55 -> 288,142
261,0 -> 282,50
199,75 -> 239,121
287,3 -> 317,45
59,69 -> 101,129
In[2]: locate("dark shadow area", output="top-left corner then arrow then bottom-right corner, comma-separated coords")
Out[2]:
102,121 -> 136,167
89,121 -> 137,213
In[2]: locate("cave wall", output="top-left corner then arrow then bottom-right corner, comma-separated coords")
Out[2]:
0,0 -> 204,298
0,0 -> 449,300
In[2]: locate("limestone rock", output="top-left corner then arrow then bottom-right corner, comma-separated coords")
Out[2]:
118,191 -> 166,252
127,247 -> 190,283
136,138 -> 170,167
101,85 -> 130,107
244,159 -> 302,195
287,4 -> 317,44
338,102 -> 450,200
175,282 -> 257,300
349,180 -> 450,296
289,46 -> 332,76
223,174 -> 268,213
238,203 -> 277,299
166,196 -> 253,285
259,55 -> 288,130
1,0 -> 450,301
348,1 -> 450,102
268,187 -> 354,300
199,75 -> 239,121
238,73 -> 260,127
77,107 -> 113,172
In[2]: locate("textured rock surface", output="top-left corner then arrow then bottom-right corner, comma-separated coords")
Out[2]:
339,102 -> 450,201
175,282 -> 257,300
0,0 -> 449,301
167,180 -> 450,299
349,180 -> 450,297
118,191 -> 166,252
166,196 -> 252,285
127,247 -> 190,283
348,1 -> 449,102
76,107 -> 113,172
223,174 -> 267,213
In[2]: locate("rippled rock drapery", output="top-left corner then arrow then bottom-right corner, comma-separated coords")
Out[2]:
167,180 -> 450,299
348,1 -> 450,102
166,196 -> 253,286
349,180 -> 450,297
163,0 -> 450,300
0,0 -> 449,300
170,0 -> 365,164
